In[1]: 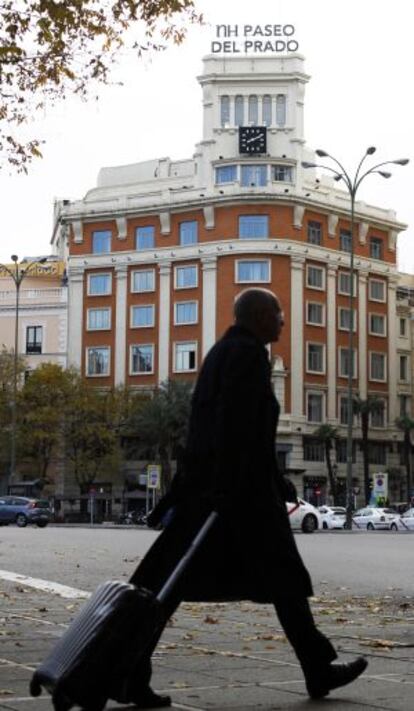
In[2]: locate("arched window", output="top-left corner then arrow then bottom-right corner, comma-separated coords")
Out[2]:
276,95 -> 286,126
248,95 -> 258,125
235,95 -> 244,126
262,95 -> 272,126
220,95 -> 230,127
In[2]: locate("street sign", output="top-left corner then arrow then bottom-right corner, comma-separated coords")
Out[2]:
147,465 -> 161,490
371,472 -> 388,503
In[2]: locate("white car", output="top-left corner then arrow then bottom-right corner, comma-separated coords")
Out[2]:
398,507 -> 414,530
318,506 -> 346,530
352,507 -> 400,531
286,498 -> 322,533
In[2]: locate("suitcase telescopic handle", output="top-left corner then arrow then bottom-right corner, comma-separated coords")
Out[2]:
156,511 -> 218,604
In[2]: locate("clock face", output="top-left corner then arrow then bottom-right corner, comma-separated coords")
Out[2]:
239,126 -> 267,154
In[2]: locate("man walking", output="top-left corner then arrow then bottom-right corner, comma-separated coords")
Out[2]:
131,288 -> 367,708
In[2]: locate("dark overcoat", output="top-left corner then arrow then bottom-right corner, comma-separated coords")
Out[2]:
133,325 -> 313,602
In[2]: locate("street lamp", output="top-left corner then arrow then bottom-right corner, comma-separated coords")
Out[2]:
302,149 -> 409,528
0,255 -> 47,489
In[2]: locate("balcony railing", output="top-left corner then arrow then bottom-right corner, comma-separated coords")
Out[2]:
0,287 -> 67,305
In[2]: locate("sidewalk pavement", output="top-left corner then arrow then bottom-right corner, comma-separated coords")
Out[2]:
0,578 -> 413,710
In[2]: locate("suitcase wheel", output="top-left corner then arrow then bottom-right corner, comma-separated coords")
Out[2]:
29,676 -> 42,697
52,690 -> 73,711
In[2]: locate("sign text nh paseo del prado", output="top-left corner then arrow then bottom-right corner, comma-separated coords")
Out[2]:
211,25 -> 299,55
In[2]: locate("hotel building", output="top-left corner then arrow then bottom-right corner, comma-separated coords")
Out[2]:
52,54 -> 409,505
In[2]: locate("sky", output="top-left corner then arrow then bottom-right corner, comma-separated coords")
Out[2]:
0,0 -> 413,271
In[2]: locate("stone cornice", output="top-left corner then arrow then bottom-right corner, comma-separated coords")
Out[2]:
60,190 -> 407,235
67,238 -> 398,279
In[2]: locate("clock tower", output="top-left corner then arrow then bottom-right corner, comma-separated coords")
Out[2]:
194,54 -> 310,188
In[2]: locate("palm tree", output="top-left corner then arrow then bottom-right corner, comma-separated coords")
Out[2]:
395,415 -> 414,504
313,424 -> 338,504
353,395 -> 384,505
123,379 -> 193,494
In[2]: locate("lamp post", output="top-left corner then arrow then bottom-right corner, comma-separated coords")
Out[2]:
0,255 -> 47,489
302,149 -> 409,529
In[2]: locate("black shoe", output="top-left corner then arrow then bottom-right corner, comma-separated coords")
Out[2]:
306,656 -> 368,699
131,687 -> 172,709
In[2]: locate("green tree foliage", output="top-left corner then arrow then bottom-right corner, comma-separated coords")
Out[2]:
312,423 -> 338,504
0,346 -> 25,483
124,379 -> 192,494
19,363 -> 73,479
62,372 -> 122,490
0,0 -> 201,170
353,395 -> 384,505
395,415 -> 414,503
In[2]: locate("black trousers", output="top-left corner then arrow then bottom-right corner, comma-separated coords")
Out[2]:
134,592 -> 336,692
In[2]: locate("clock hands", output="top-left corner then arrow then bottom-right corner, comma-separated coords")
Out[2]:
245,133 -> 263,144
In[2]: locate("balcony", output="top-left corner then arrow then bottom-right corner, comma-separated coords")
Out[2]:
0,287 -> 67,307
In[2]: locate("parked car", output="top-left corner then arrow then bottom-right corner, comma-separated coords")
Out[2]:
352,507 -> 400,531
318,506 -> 346,530
117,509 -> 147,526
0,496 -> 51,527
398,507 -> 414,530
286,498 -> 322,533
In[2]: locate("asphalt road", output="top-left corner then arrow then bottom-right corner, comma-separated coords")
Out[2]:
1,525 -> 413,597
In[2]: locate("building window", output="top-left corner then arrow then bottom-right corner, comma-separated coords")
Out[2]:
307,343 -> 325,373
400,394 -> 410,417
340,229 -> 352,252
175,301 -> 198,325
174,342 -> 197,372
307,393 -> 324,423
262,94 -> 272,126
370,237 -> 383,260
216,165 -> 237,184
179,221 -> 198,246
130,344 -> 154,374
88,273 -> 112,295
306,265 -> 325,290
339,348 -> 357,378
220,95 -> 230,126
338,271 -> 356,296
131,305 -> 155,328
371,400 -> 386,428
135,226 -> 155,250
235,95 -> 244,126
336,438 -> 356,463
272,165 -> 292,182
87,308 -> 111,331
400,318 -> 407,337
236,260 -> 270,283
339,396 -> 350,425
241,165 -> 267,187
92,230 -> 111,254
303,437 -> 325,461
87,347 -> 110,377
239,214 -> 269,238
306,302 -> 324,326
338,307 -> 356,332
307,221 -> 322,245
276,94 -> 286,126
175,265 -> 198,289
399,354 -> 409,381
369,279 -> 386,302
26,326 -> 42,354
370,352 -> 386,381
369,313 -> 386,336
369,442 -> 386,466
131,269 -> 155,293
248,94 -> 258,124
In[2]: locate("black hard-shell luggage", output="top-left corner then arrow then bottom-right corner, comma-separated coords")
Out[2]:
30,511 -> 217,711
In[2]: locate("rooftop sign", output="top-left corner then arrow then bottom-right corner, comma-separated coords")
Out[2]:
211,24 -> 299,54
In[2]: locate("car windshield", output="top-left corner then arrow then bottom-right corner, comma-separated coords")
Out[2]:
332,508 -> 346,514
381,508 -> 397,515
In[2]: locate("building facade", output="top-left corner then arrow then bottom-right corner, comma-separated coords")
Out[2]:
52,54 -> 409,506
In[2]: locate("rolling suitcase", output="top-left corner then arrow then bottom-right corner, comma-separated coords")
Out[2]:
30,511 -> 217,711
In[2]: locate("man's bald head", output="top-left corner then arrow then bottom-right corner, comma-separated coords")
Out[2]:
234,289 -> 284,344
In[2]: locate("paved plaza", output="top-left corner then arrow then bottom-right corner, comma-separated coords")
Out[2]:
0,528 -> 413,710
